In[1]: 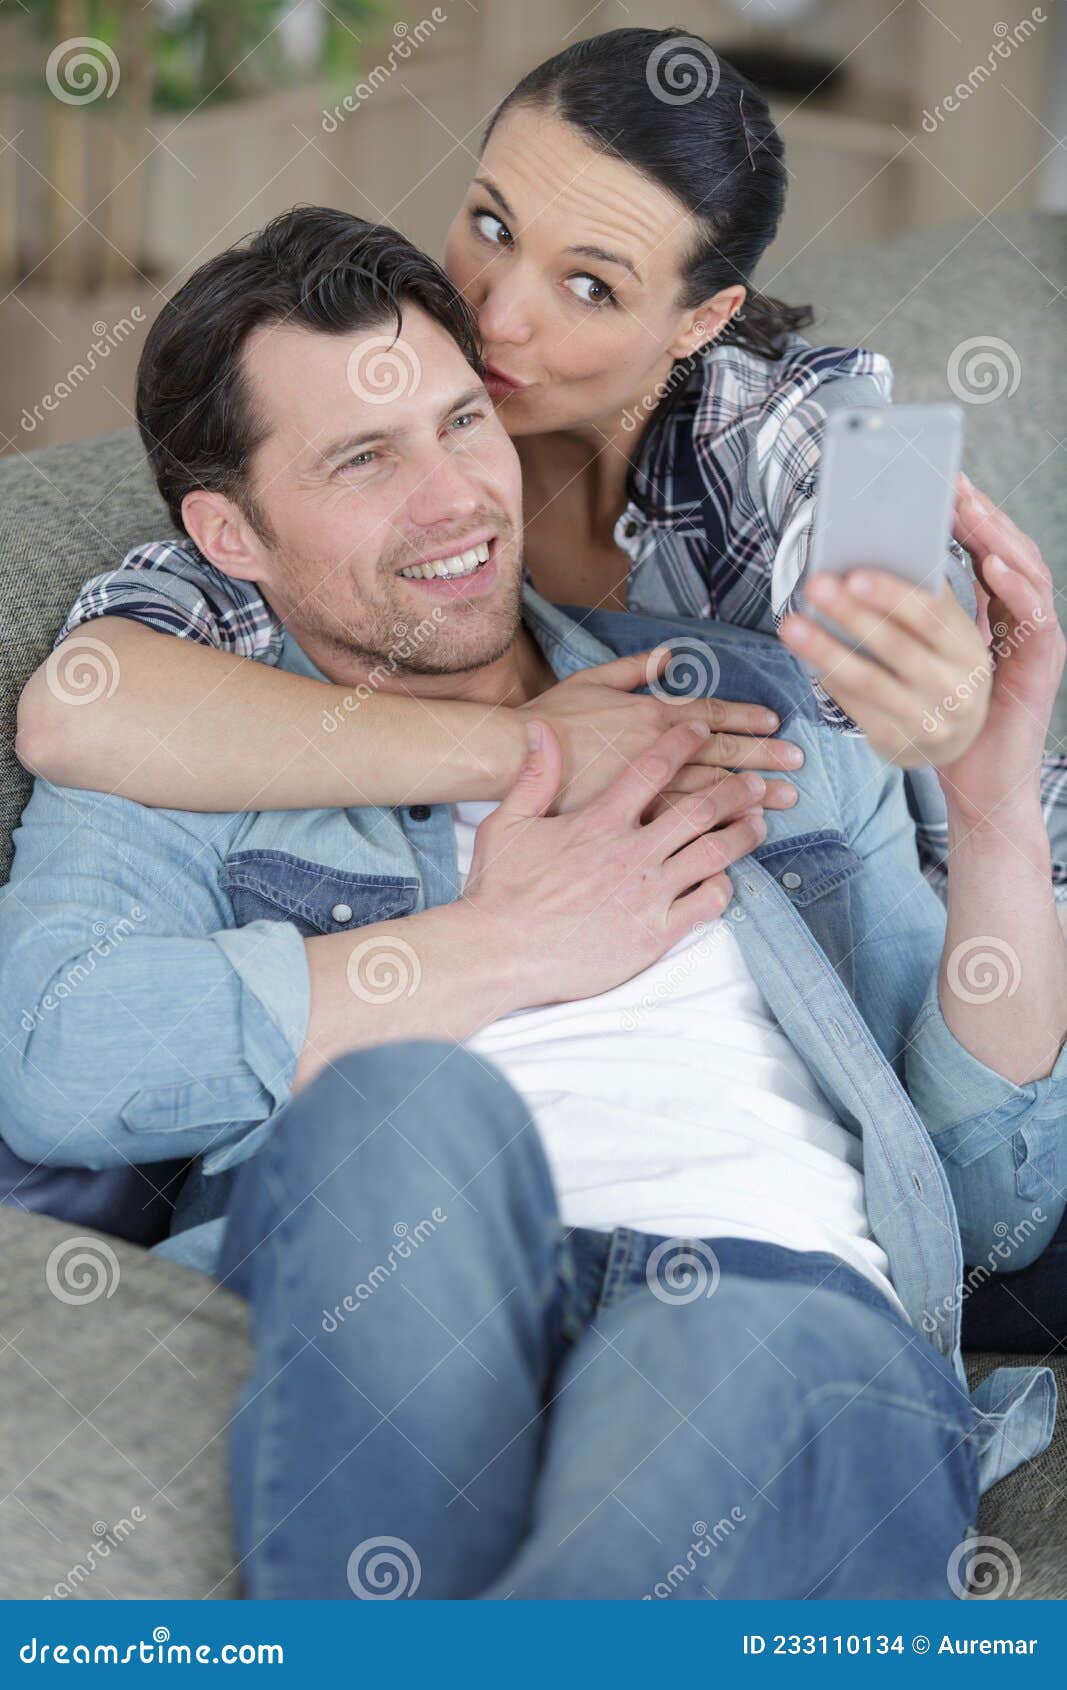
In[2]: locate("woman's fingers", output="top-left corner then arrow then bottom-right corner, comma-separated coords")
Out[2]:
801,575 -> 970,690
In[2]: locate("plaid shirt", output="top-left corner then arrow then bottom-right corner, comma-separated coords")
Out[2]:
55,335 -> 1067,896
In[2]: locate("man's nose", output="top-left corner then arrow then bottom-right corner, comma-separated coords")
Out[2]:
478,269 -> 534,349
405,451 -> 481,530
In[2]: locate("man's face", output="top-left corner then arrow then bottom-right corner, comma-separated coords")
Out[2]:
239,306 -> 525,678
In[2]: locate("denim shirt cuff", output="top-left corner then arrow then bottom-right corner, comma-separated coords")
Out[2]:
906,970 -> 1067,1139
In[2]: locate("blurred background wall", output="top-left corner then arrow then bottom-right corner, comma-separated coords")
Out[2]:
1,0 -> 1063,452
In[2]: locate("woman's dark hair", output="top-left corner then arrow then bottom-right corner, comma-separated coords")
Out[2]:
137,206 -> 483,536
484,27 -> 814,512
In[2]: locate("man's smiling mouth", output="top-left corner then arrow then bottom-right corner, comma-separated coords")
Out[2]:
398,539 -> 491,581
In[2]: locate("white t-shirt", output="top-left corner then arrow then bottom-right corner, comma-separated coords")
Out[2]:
453,801 -> 904,1316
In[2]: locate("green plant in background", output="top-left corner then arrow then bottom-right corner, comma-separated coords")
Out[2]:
2,0 -> 383,287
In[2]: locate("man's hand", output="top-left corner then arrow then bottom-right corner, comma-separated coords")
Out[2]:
778,570 -> 991,768
465,718 -> 768,1006
516,647 -> 802,814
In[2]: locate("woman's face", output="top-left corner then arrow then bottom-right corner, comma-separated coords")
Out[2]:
443,104 -> 741,439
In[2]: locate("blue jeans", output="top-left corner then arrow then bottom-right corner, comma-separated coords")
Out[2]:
217,1042 -> 979,1600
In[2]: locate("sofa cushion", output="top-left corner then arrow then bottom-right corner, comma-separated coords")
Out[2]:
0,1207 -> 250,1599
0,427 -> 173,887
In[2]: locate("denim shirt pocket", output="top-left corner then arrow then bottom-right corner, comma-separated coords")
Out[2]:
751,829 -> 864,994
219,850 -> 421,940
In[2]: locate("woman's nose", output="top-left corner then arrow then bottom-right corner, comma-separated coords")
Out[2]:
478,273 -> 534,349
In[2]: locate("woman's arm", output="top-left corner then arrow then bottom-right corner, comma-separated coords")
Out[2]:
17,615 -> 804,813
17,616 -> 525,810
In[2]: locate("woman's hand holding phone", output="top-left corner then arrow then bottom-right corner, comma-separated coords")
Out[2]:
777,570 -> 992,769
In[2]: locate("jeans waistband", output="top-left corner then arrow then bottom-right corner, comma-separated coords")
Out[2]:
563,1227 -> 905,1332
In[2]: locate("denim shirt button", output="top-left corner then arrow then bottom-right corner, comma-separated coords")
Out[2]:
781,870 -> 803,890
408,805 -> 432,822
330,903 -> 354,924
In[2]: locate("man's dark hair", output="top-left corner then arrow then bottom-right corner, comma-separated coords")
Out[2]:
136,206 -> 484,536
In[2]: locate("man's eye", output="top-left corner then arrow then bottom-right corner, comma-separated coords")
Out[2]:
564,274 -> 616,307
472,209 -> 512,247
449,412 -> 482,431
340,452 -> 375,470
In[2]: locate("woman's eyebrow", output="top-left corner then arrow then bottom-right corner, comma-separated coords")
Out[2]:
567,243 -> 640,283
474,174 -> 639,281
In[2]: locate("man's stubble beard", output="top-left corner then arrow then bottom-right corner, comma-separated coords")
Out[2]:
268,536 -> 526,679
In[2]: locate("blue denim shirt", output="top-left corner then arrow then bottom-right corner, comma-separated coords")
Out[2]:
1,589 -> 1063,1492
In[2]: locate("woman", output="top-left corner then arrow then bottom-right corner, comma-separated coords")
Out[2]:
16,28 -> 1067,1346
23,28 -> 1052,842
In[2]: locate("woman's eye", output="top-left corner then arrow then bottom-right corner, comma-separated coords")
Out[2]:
565,274 -> 616,307
472,209 -> 512,248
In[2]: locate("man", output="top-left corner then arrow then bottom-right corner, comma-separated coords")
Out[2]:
2,209 -> 1065,1601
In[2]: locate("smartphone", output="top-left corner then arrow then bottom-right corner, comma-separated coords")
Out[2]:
802,401 -> 963,649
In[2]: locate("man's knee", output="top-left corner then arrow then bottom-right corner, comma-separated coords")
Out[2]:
266,1040 -> 555,1214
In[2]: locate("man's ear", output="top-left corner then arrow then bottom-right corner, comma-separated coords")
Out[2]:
180,490 -> 269,583
668,284 -> 747,363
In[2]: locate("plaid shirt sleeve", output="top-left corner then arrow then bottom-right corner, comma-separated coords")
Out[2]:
53,539 -> 284,664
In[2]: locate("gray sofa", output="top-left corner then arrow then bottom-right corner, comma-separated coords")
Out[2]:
0,212 -> 1064,1599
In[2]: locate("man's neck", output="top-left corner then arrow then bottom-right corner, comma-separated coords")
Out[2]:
290,618 -> 557,711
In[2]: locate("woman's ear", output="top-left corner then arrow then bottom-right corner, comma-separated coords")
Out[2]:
669,285 -> 747,362
181,491 -> 269,583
